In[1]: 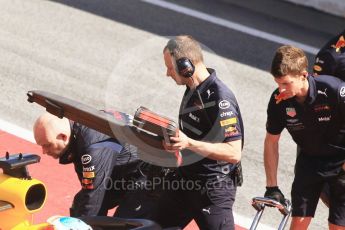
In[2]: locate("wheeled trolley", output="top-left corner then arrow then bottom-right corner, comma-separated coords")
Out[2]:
249,197 -> 292,230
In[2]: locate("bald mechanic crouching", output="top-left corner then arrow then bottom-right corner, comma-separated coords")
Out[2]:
33,113 -> 159,218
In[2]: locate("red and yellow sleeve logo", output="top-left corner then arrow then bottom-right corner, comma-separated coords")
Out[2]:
331,35 -> 345,53
82,171 -> 95,178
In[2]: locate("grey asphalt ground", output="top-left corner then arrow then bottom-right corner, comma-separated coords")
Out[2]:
0,0 -> 344,229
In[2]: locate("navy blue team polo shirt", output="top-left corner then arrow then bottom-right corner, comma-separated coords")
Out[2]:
266,75 -> 345,157
314,30 -> 345,80
178,68 -> 244,181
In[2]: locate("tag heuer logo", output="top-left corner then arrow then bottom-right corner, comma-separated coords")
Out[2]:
286,107 -> 296,117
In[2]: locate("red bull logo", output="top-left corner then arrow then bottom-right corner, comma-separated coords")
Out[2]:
331,35 -> 345,52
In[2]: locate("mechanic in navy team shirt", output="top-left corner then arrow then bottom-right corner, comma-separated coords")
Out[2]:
155,35 -> 244,230
264,45 -> 345,230
33,112 -> 158,218
314,29 -> 345,81
312,29 -> 345,207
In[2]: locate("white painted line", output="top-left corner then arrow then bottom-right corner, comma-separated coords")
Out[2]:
0,118 -> 35,143
141,0 -> 319,55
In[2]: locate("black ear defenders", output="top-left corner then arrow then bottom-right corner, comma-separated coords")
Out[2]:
175,57 -> 195,78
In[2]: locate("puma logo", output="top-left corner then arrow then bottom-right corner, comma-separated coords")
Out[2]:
206,89 -> 214,99
135,205 -> 141,211
202,207 -> 211,214
318,88 -> 328,98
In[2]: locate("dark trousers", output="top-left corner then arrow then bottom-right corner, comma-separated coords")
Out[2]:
154,176 -> 237,230
292,153 -> 345,226
92,161 -> 162,220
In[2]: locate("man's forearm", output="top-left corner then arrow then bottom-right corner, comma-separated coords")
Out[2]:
187,139 -> 242,163
71,189 -> 103,216
264,137 -> 279,186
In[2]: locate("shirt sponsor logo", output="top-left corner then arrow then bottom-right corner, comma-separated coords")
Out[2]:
224,126 -> 238,137
220,111 -> 234,118
313,65 -> 322,72
287,122 -> 304,128
82,184 -> 94,190
331,35 -> 345,52
225,126 -> 237,132
317,88 -> 328,98
315,57 -> 324,64
340,87 -> 345,97
225,132 -> 239,137
189,113 -> 200,123
318,116 -> 331,122
81,154 -> 92,165
202,208 -> 211,214
287,124 -> 305,131
83,166 -> 95,172
83,171 -> 95,178
220,117 -> 237,126
286,107 -> 296,118
287,118 -> 299,123
314,104 -> 330,112
206,89 -> 214,99
82,178 -> 93,185
219,100 -> 230,109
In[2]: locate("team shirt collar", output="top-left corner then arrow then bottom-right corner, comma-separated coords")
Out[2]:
187,68 -> 217,93
304,75 -> 317,105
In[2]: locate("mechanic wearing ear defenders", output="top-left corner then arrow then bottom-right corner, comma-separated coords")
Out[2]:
264,45 -> 345,230
155,35 -> 244,230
